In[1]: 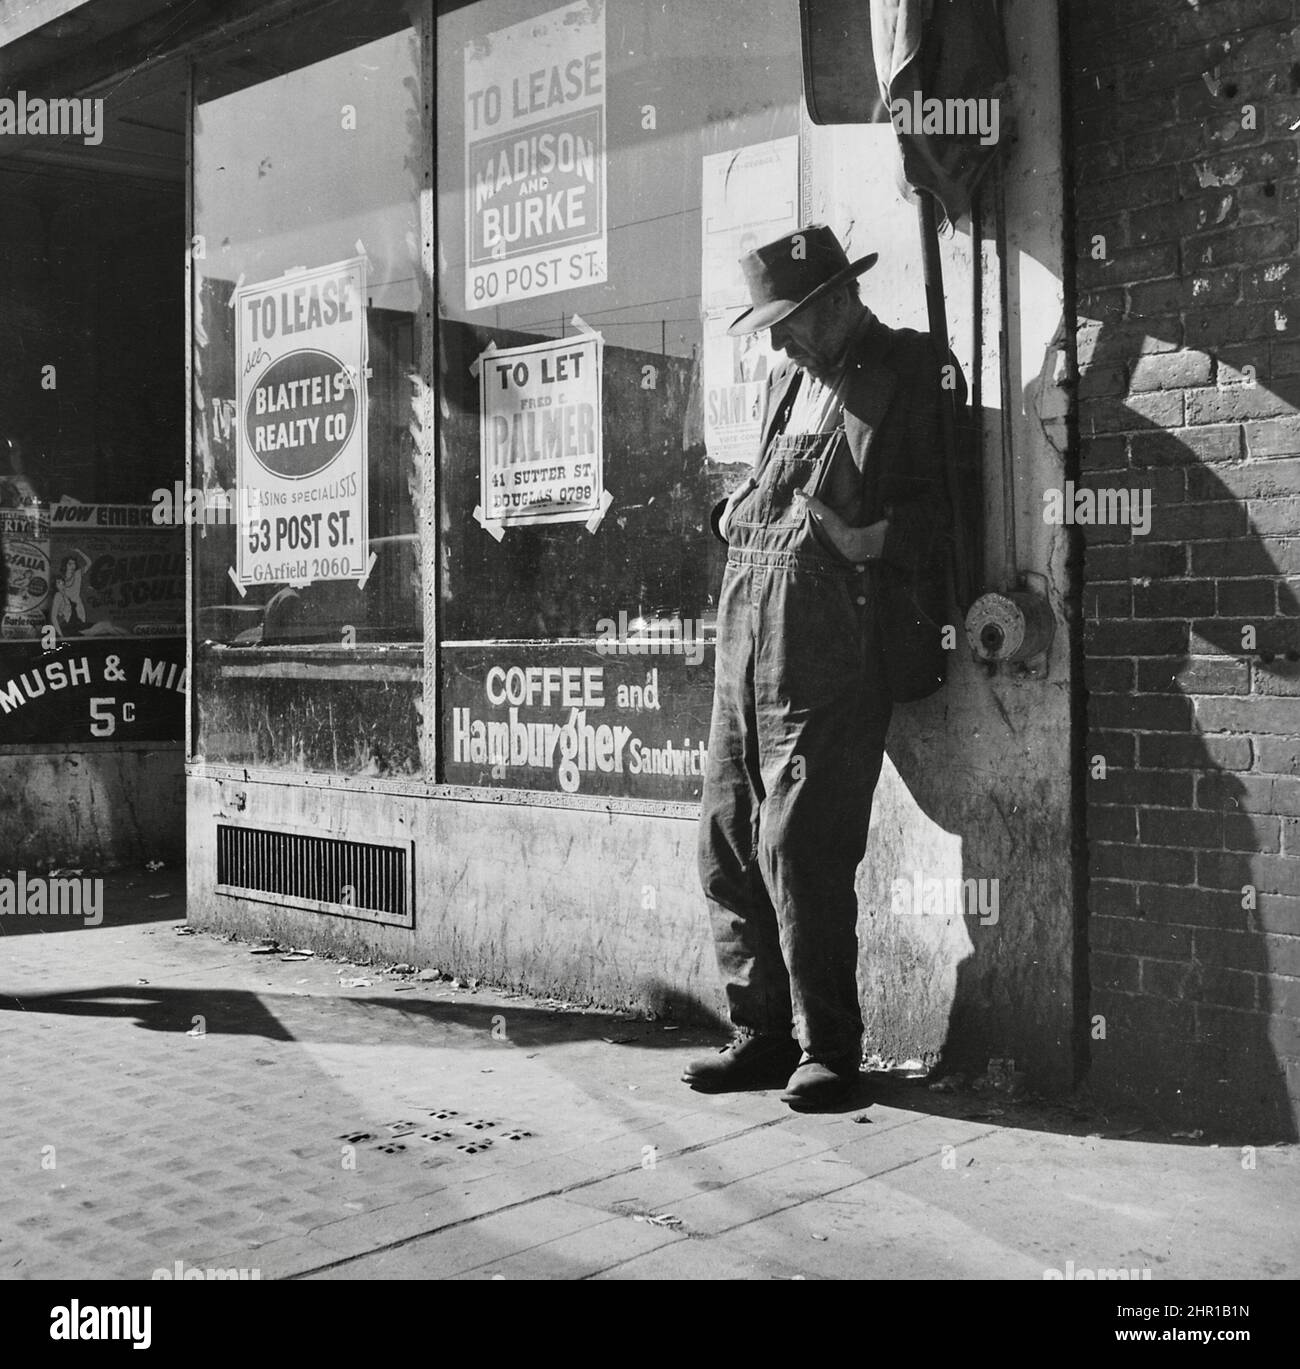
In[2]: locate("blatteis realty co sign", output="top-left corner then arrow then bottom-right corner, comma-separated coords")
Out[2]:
234,257 -> 370,588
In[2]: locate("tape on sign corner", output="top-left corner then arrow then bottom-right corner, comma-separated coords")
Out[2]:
472,505 -> 506,543
226,566 -> 247,598
585,489 -> 614,534
468,339 -> 498,380
570,313 -> 599,336
228,274 -> 245,306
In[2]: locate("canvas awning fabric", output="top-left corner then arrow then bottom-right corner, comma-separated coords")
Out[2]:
803,0 -> 1010,227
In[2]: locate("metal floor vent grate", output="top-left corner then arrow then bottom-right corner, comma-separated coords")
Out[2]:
215,824 -> 414,928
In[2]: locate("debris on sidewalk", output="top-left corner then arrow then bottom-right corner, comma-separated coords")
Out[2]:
633,1211 -> 683,1229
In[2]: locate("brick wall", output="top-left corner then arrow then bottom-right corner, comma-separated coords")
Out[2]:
1067,0 -> 1300,1137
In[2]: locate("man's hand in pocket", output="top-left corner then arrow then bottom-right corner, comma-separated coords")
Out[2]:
796,490 -> 888,562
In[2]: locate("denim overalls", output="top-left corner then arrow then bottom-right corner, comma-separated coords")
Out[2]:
697,373 -> 894,1063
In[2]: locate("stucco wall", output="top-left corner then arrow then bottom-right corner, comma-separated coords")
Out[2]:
1,748 -> 184,871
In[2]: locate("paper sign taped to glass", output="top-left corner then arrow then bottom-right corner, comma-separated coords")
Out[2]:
700,137 -> 797,462
463,0 -> 607,310
472,328 -> 611,538
233,256 -> 370,588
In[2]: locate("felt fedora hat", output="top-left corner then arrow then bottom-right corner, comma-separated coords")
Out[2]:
726,224 -> 878,336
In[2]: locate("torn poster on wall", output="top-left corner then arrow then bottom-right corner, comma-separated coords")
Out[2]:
700,136 -> 799,463
464,0 -> 607,310
473,329 -> 611,537
234,256 -> 369,588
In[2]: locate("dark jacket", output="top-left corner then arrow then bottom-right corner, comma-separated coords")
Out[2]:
712,310 -> 954,702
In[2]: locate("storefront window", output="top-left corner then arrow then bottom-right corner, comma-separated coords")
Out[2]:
437,0 -> 801,800
192,0 -> 428,774
0,60 -> 187,748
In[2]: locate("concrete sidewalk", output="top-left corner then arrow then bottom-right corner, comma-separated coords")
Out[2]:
1,872 -> 1296,1282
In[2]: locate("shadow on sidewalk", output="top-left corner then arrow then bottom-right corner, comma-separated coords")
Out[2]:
0,976 -> 1253,1142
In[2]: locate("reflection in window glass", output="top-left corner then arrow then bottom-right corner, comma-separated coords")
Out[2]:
193,9 -> 423,650
437,0 -> 802,800
191,1 -> 426,776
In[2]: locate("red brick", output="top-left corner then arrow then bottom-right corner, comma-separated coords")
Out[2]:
1129,425 -> 1244,464
1080,287 -> 1127,323
1128,193 -> 1237,246
1089,880 -> 1140,918
1200,850 -> 1300,895
1244,418 -> 1300,458
1128,350 -> 1215,392
1140,957 -> 1195,999
1092,914 -> 1193,962
1144,502 -> 1247,540
1186,382 -> 1300,424
1248,498 -> 1300,533
1188,457 -> 1300,500
1078,363 -> 1129,399
1195,1002 -> 1273,1048
1136,882 -> 1249,930
1140,807 -> 1223,848
1185,300 -> 1300,346
1099,843 -> 1199,885
1090,805 -> 1139,843
1176,140 -> 1298,197
1263,934 -> 1300,978
1270,340 -> 1300,375
1094,989 -> 1197,1040
1191,538 -> 1300,576
1255,892 -> 1300,935
1269,977 -> 1300,1021
1136,655 -> 1250,693
1193,925 -> 1287,974
1085,542 -> 1188,581
1243,260 -> 1300,299
1085,392 -> 1186,434
1254,661 -> 1300,695
1092,950 -> 1141,993
1084,166 -> 1180,217
1255,736 -> 1300,773
1087,730 -> 1137,769
1078,242 -> 1179,289
1080,517 -> 1135,548
1083,583 -> 1133,619
1091,693 -> 1195,732
1084,657 -> 1136,693
1132,580 -> 1216,617
1185,222 -> 1296,270
1197,769 -> 1300,811
1089,767 -> 1196,808
1085,619 -> 1189,656
1216,578 -> 1278,615
1223,812 -> 1282,853
1139,733 -> 1253,769
1078,319 -> 1182,367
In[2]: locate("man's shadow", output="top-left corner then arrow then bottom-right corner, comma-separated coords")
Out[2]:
886,306 -> 1298,1143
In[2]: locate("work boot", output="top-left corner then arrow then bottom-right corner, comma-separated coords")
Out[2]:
681,1033 -> 802,1093
780,1055 -> 860,1111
